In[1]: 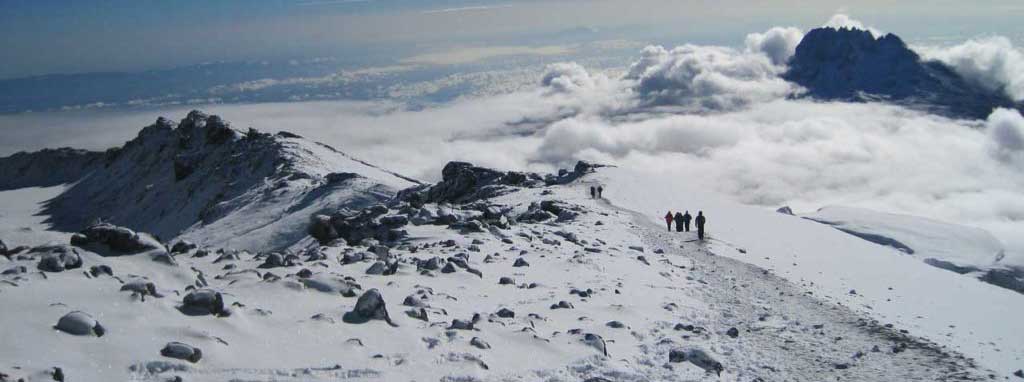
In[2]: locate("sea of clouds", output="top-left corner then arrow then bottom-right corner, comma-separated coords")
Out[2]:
3,14 -> 1024,264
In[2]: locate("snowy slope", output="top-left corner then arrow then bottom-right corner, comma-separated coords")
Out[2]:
0,162 -> 1010,381
0,110 -> 417,251
597,166 -> 1024,374
802,206 -> 1024,294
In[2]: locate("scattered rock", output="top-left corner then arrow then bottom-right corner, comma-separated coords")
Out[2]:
170,241 -> 197,254
550,301 -> 574,309
448,319 -> 475,330
405,308 -> 428,321
88,265 -> 113,277
606,320 -> 625,329
160,342 -> 202,363
581,333 -> 607,356
180,289 -> 228,316
71,223 -> 161,254
343,289 -> 396,326
54,311 -> 105,337
776,206 -> 794,215
726,327 -> 739,338
37,248 -> 83,273
365,261 -> 387,275
669,348 -> 723,376
496,308 -> 515,318
470,337 -> 491,350
513,258 -> 529,267
498,277 -> 515,285
121,279 -> 163,298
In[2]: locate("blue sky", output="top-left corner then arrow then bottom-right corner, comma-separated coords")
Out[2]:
2,0 -> 1023,79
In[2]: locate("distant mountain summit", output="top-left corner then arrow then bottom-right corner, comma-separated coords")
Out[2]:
784,27 -> 1021,119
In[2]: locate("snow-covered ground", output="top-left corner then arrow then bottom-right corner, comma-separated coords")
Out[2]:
0,185 -> 70,248
804,206 -> 1006,270
598,167 -> 1024,375
1,163 -> 1014,381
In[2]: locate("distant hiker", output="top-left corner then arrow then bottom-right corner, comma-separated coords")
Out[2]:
597,186 -> 603,198
590,186 -> 596,198
682,211 -> 692,232
673,212 -> 685,232
664,211 -> 673,232
696,211 -> 706,240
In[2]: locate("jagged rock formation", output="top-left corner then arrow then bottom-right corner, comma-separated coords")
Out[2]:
0,110 -> 417,251
0,148 -> 110,191
784,27 -> 1022,119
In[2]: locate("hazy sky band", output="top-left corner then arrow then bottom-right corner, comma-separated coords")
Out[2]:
2,0 -> 1023,79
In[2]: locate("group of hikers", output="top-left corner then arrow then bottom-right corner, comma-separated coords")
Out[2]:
586,185 -> 707,240
665,210 -> 707,240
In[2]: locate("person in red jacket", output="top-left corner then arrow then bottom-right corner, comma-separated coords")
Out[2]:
664,211 -> 673,232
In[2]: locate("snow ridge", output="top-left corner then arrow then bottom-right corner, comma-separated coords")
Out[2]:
0,110 -> 417,251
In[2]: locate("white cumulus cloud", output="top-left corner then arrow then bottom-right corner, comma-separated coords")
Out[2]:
917,36 -> 1024,102
745,26 -> 804,66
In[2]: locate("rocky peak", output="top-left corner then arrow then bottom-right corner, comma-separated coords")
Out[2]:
784,27 -> 1021,119
0,110 -> 416,251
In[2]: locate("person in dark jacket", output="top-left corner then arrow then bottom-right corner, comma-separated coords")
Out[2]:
590,186 -> 596,198
664,211 -> 673,232
597,186 -> 603,198
695,211 -> 706,240
673,212 -> 684,232
682,211 -> 692,232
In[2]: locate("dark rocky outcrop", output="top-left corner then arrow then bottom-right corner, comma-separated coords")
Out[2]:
785,27 -> 1022,119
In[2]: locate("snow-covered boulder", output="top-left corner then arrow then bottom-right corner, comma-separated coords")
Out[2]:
71,223 -> 162,255
36,246 -> 83,272
54,311 -> 105,337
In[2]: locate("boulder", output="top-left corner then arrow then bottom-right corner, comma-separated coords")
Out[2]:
160,342 -> 202,363
88,265 -> 113,277
343,289 -> 396,326
120,279 -> 162,298
470,337 -> 491,350
37,248 -> 83,273
180,289 -> 228,316
581,333 -> 607,356
55,311 -> 105,337
308,215 -> 339,243
259,253 -> 297,269
72,223 -> 161,254
776,206 -> 794,215
669,348 -> 723,376
170,241 -> 197,254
